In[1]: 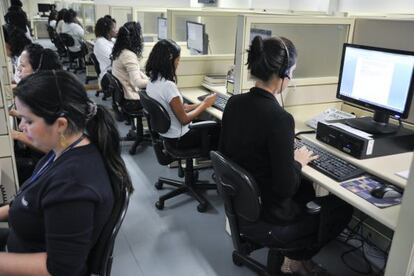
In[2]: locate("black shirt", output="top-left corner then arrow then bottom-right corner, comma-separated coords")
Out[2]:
219,87 -> 303,224
8,144 -> 114,275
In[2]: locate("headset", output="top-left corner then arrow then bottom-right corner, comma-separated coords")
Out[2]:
34,51 -> 44,73
122,21 -> 141,40
52,70 -> 67,118
275,36 -> 290,79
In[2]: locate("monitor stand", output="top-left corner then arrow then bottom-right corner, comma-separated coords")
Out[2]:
345,111 -> 400,135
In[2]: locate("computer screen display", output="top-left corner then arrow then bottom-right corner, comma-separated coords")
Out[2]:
186,21 -> 205,54
38,4 -> 51,13
157,17 -> 167,40
249,28 -> 272,44
337,43 -> 414,118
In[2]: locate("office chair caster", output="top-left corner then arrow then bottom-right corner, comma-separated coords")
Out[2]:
197,203 -> 208,213
155,200 -> 164,210
155,181 -> 163,190
232,251 -> 244,267
129,148 -> 136,155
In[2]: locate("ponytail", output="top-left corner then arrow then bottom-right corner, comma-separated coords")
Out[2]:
86,105 -> 134,194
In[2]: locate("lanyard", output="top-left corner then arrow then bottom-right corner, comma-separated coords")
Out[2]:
22,135 -> 86,192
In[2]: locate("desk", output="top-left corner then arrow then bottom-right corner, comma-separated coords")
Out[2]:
181,87 -> 411,230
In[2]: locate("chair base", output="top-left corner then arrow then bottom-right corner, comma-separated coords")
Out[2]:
155,177 -> 216,213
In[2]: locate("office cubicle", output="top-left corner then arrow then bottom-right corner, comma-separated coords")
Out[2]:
136,8 -> 166,42
167,8 -> 280,55
234,15 -> 354,105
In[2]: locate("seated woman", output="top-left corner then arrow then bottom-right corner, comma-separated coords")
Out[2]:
111,21 -> 149,137
48,10 -> 58,29
0,70 -> 133,275
12,43 -> 63,152
145,39 -> 218,149
94,15 -> 117,82
55,8 -> 67,34
219,36 -> 353,276
61,9 -> 84,53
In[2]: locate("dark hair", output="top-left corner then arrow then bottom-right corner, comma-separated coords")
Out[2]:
63,9 -> 77,24
95,16 -> 115,39
10,0 -> 22,7
23,44 -> 62,71
48,10 -> 58,24
145,39 -> 181,83
247,36 -> 297,82
57,9 -> 68,22
111,21 -> 143,61
3,25 -> 31,57
4,8 -> 28,33
14,70 -> 133,193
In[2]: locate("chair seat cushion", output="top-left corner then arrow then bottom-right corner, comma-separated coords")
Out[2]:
163,140 -> 204,159
238,215 -> 319,250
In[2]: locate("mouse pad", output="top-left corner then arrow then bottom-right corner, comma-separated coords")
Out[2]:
340,175 -> 402,208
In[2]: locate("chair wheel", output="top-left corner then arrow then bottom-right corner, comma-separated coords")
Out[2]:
129,148 -> 136,155
155,201 -> 164,210
197,203 -> 208,213
95,91 -> 99,97
232,252 -> 244,267
178,168 -> 184,178
155,181 -> 163,190
102,96 -> 107,101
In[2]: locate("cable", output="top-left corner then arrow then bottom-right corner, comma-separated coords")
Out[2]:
294,130 -> 316,138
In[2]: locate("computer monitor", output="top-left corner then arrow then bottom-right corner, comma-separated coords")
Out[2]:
186,21 -> 208,55
249,28 -> 272,44
157,17 -> 167,40
337,43 -> 414,134
38,4 -> 51,17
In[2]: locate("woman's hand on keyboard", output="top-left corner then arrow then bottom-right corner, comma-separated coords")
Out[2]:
294,146 -> 319,167
202,93 -> 217,107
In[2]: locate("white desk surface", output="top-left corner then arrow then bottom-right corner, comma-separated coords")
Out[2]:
181,87 -> 411,230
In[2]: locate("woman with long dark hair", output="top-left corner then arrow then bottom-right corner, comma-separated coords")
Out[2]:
145,39 -> 218,149
0,70 -> 132,275
111,21 -> 148,99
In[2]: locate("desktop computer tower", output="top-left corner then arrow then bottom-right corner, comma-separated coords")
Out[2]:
316,120 -> 414,159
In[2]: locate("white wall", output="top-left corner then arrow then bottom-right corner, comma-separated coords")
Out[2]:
338,0 -> 414,14
190,0 -> 251,9
251,0 -> 289,10
290,0 -> 330,11
95,0 -> 190,7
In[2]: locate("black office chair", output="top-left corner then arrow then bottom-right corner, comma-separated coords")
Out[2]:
59,33 -> 87,73
210,151 -> 327,275
139,90 -> 218,212
86,52 -> 99,85
52,33 -> 69,59
87,176 -> 130,276
105,72 -> 150,155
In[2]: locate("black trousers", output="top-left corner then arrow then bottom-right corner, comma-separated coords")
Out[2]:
0,228 -> 9,252
164,123 -> 220,151
240,178 -> 353,260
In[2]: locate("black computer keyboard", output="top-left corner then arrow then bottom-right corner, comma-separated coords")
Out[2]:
295,139 -> 365,182
197,93 -> 230,111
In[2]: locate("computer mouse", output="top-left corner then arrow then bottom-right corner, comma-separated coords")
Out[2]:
370,186 -> 402,199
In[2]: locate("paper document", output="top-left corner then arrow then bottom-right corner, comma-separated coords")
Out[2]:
395,170 -> 409,180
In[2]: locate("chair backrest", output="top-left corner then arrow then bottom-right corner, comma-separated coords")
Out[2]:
138,90 -> 171,134
87,177 -> 130,276
54,33 -> 68,56
46,25 -> 57,42
90,52 -> 101,76
59,33 -> 75,47
210,151 -> 262,222
105,72 -> 125,114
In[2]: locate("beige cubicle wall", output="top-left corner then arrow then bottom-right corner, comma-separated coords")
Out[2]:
0,5 -> 20,203
167,8 -> 280,55
352,17 -> 414,125
234,15 -> 354,106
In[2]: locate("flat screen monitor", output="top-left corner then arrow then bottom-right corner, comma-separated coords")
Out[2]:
337,43 -> 414,134
186,21 -> 208,55
249,28 -> 272,44
198,0 -> 217,3
157,17 -> 167,40
38,4 -> 51,16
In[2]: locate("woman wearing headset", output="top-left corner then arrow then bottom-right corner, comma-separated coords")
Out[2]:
219,36 -> 353,276
145,39 -> 218,149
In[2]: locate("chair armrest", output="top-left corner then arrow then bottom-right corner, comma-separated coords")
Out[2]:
189,120 -> 218,130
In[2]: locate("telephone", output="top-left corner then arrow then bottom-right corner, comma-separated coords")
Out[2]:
306,108 -> 356,129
